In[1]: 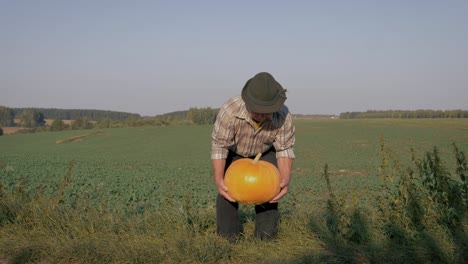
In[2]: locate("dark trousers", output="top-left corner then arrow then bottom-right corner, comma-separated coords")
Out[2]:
216,148 -> 279,241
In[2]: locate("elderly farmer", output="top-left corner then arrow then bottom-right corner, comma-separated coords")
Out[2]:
211,72 -> 296,241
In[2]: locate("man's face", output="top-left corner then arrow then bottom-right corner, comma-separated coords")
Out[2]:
250,111 -> 272,123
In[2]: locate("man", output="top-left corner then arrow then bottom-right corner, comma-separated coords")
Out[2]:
211,72 -> 295,241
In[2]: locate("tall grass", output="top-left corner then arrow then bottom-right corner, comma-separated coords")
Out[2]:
1,144 -> 467,263
0,161 -> 319,263
306,141 -> 468,264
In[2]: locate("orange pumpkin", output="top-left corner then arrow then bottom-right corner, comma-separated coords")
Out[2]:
224,153 -> 280,205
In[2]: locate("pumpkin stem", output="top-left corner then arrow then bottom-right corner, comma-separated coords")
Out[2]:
253,153 -> 262,164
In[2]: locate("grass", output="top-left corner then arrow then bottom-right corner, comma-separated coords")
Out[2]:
0,181 -> 322,263
0,119 -> 467,263
55,131 -> 105,144
1,175 -> 466,263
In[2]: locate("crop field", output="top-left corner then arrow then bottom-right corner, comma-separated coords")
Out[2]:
1,119 -> 467,212
0,118 -> 467,263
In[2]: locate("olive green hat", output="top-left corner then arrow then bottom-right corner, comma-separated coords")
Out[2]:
241,72 -> 287,113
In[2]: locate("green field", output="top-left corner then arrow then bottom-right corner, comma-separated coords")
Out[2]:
1,119 -> 467,263
1,119 -> 467,211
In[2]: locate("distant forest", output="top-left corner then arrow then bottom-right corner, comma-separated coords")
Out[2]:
340,110 -> 468,119
7,107 -> 468,121
2,106 -> 468,135
0,106 -> 220,134
11,108 -> 141,120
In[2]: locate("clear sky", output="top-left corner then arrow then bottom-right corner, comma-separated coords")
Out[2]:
1,1 -> 467,116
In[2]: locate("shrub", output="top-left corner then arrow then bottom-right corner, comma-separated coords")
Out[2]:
313,143 -> 468,263
50,118 -> 66,132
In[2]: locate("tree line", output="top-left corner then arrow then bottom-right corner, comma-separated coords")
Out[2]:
0,106 -> 220,135
340,109 -> 468,119
11,108 -> 141,121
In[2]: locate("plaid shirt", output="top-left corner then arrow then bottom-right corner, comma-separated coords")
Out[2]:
211,96 -> 296,159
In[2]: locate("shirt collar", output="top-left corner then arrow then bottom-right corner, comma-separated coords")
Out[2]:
234,101 -> 251,120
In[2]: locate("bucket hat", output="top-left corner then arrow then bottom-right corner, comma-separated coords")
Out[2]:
241,72 -> 287,113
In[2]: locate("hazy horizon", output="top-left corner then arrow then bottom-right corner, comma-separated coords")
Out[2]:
1,1 -> 467,116
5,106 -> 468,118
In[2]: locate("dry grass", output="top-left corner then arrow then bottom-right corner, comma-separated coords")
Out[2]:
1,127 -> 29,135
0,184 -> 323,263
2,186 -> 464,263
55,131 -> 105,144
44,119 -> 74,126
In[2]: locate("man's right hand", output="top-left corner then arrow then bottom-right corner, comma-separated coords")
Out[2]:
212,158 -> 236,202
216,180 -> 236,202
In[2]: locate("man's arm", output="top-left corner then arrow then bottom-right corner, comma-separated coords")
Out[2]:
212,158 -> 235,202
270,157 -> 293,203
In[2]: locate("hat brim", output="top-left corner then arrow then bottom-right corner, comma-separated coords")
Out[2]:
241,79 -> 286,113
